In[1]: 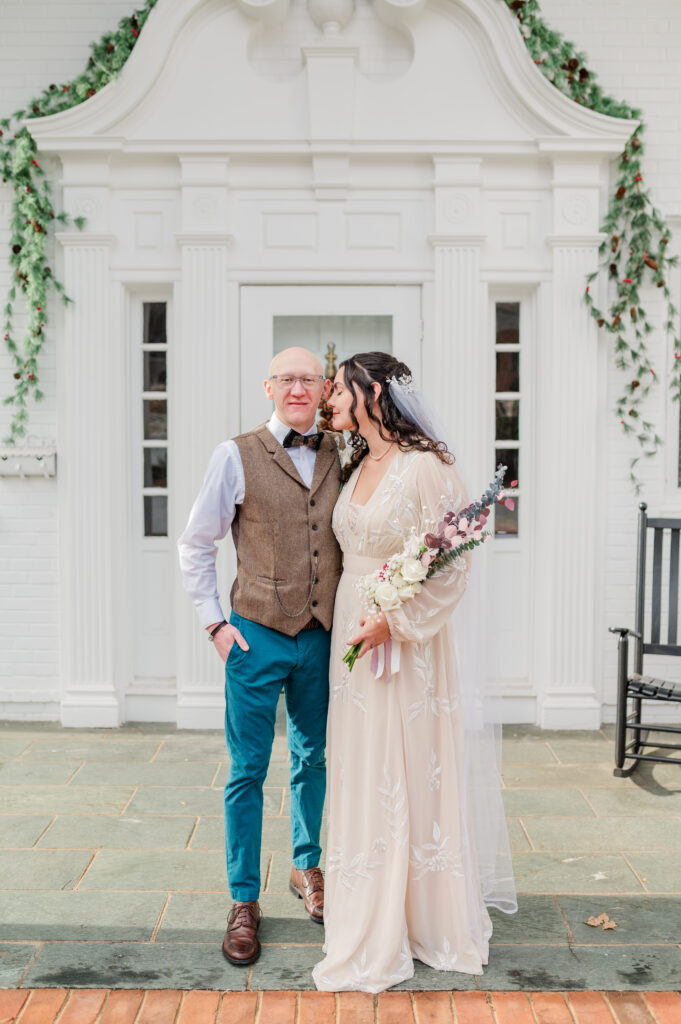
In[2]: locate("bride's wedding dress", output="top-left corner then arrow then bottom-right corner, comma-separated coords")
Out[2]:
313,448 -> 515,993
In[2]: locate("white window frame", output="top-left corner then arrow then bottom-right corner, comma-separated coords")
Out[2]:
130,291 -> 172,550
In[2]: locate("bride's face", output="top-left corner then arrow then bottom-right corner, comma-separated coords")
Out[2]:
328,368 -> 357,432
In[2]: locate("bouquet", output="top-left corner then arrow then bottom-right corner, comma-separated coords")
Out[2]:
343,464 -> 512,671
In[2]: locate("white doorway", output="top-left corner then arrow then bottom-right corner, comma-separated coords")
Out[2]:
239,286 -> 423,430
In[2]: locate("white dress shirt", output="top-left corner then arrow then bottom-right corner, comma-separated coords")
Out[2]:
177,412 -> 320,629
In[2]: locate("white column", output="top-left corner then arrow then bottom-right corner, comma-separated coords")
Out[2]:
427,160 -> 487,483
174,158 -> 235,729
535,155 -> 607,728
56,235 -> 120,726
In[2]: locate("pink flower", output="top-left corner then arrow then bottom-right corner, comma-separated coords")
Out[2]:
443,525 -> 458,540
457,518 -> 469,532
504,498 -> 515,511
420,551 -> 436,567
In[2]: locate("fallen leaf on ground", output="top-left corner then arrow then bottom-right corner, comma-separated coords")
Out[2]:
585,912 -> 617,930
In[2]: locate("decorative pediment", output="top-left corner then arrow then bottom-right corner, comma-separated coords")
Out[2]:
29,0 -> 634,153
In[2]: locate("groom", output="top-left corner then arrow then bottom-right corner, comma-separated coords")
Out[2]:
178,347 -> 342,966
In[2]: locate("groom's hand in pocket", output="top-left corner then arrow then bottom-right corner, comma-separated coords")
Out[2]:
207,623 -> 250,664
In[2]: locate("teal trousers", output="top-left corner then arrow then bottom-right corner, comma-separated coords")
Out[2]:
224,611 -> 330,902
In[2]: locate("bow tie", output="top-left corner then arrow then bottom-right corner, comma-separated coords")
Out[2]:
282,429 -> 322,451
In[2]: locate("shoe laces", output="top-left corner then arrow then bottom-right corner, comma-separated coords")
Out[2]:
302,867 -> 324,894
230,902 -> 258,928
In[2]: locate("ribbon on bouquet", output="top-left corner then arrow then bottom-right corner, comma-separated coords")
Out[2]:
370,638 -> 401,680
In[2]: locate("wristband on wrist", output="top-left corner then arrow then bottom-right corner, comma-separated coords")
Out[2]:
208,620 -> 228,643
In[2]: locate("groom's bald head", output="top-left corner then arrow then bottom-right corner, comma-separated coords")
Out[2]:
264,347 -> 329,432
268,347 -> 323,379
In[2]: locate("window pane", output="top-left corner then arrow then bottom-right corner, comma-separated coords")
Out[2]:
143,302 -> 167,345
143,351 -> 166,393
495,497 -> 518,536
144,496 -> 167,537
496,351 -> 519,393
144,448 -> 167,488
144,399 -> 167,440
496,399 -> 519,441
496,448 -> 518,486
496,302 -> 519,345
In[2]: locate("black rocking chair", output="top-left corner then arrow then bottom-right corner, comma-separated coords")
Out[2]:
609,502 -> 681,776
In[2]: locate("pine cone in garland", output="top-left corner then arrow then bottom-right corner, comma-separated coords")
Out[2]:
643,256 -> 658,270
616,186 -> 627,200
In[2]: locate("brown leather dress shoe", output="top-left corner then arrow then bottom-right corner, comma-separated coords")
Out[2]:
290,865 -> 324,923
222,900 -> 262,965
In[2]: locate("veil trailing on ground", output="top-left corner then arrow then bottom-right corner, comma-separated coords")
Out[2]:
388,373 -> 517,924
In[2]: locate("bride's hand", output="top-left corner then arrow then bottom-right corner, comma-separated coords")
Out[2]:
348,612 -> 391,659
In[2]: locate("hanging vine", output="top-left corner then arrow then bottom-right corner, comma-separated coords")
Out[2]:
1,0 -> 679,488
500,0 -> 680,491
0,1 -> 158,442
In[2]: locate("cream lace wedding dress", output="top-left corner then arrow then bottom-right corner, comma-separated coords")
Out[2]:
313,449 -> 510,993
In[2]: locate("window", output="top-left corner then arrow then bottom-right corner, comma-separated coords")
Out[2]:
141,302 -> 168,537
494,302 -> 520,536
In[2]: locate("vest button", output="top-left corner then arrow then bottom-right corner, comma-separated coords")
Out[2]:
312,524 -> 318,531
313,550 -> 319,557
312,600 -> 318,607
310,499 -> 316,507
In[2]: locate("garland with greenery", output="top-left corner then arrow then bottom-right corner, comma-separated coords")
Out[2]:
1,0 -> 678,490
0,1 -> 158,442
501,0 -> 679,490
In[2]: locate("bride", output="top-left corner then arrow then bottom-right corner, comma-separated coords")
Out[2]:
312,351 -> 516,993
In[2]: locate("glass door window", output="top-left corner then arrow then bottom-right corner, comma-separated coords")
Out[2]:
494,301 -> 520,536
141,302 -> 168,537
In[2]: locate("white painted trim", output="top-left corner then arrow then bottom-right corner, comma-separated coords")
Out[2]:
28,0 -> 636,152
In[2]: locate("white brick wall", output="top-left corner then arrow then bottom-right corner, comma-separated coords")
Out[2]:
0,0 -> 679,720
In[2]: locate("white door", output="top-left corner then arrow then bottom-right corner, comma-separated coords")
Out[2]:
240,285 -> 422,429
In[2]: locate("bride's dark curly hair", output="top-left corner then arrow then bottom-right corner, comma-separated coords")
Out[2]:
337,352 -> 453,480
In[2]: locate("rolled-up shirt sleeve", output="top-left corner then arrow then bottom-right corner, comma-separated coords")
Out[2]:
177,441 -> 245,629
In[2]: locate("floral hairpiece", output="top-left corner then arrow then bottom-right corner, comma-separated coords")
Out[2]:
387,373 -> 416,393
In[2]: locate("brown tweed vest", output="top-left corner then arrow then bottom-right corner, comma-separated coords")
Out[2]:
230,424 -> 342,635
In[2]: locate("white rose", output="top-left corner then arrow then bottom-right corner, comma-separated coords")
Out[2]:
400,557 -> 428,584
374,582 -> 402,611
397,582 -> 421,599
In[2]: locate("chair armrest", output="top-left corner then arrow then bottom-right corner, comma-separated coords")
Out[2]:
608,626 -> 642,640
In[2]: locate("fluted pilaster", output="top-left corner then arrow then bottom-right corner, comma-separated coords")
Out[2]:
174,240 -> 236,728
536,241 -> 603,728
429,242 -> 486,473
57,238 -> 120,726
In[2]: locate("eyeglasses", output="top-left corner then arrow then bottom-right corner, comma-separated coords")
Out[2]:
269,374 -> 325,391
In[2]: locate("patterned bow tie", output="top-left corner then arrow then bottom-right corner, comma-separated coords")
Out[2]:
282,429 -> 322,451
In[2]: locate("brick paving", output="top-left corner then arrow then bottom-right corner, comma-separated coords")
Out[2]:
2,990 -> 681,1022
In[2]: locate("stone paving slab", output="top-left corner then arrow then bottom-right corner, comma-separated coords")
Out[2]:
0,892 -> 166,941
0,817 -> 53,850
476,945 -> 681,992
0,786 -> 134,816
19,942 -> 248,991
0,851 -> 92,892
557,896 -> 681,946
37,815 -> 196,851
521,816 -> 681,852
77,850 -> 227,892
511,853 -> 643,894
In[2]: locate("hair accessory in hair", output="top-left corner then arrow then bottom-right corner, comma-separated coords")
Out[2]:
387,373 -> 416,394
